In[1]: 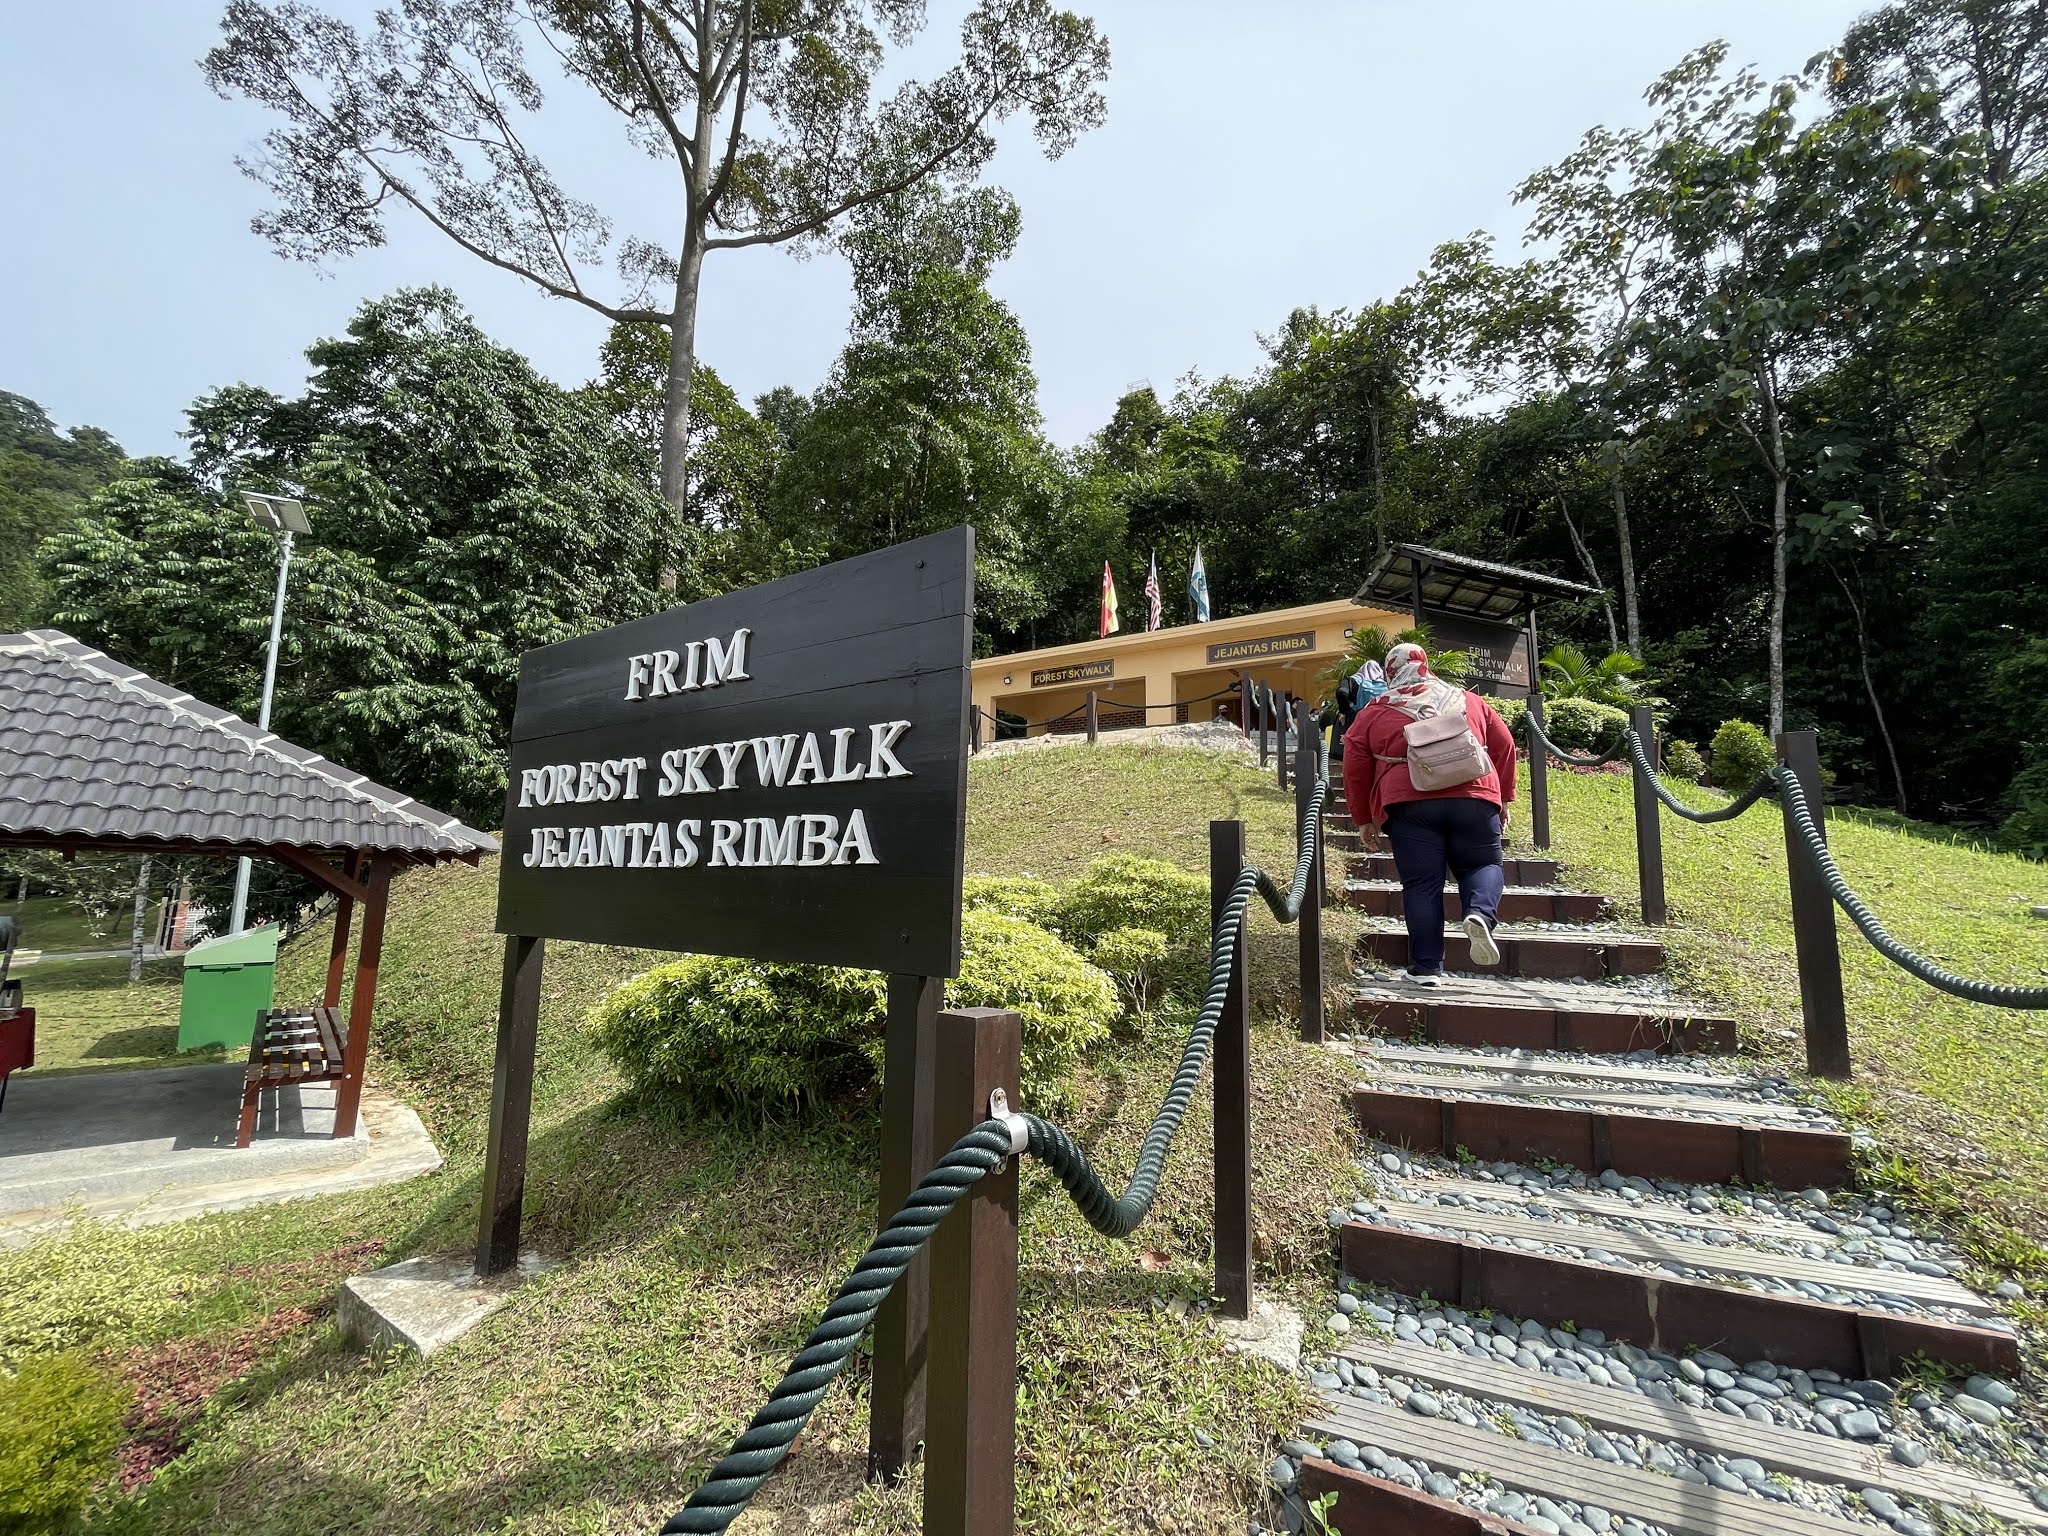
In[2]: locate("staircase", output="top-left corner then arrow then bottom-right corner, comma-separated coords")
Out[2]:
1277,779 -> 2041,1536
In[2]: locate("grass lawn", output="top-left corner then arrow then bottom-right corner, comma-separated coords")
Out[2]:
4,893 -> 166,956
6,743 -> 1361,1536
14,956 -> 203,1075
1536,763 -> 2048,1297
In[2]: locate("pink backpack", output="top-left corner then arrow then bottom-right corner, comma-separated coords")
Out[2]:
1376,695 -> 1492,791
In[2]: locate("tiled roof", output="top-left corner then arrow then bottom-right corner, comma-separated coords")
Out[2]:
0,629 -> 497,861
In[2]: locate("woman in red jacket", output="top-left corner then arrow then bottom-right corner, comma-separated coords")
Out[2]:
1340,643 -> 1517,985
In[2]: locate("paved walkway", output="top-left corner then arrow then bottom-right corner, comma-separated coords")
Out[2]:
0,1063 -> 441,1241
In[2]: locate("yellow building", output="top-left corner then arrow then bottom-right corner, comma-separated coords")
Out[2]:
970,596 -> 1412,736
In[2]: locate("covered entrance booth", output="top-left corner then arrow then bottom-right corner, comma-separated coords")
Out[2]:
1353,543 -> 1604,697
0,629 -> 496,1144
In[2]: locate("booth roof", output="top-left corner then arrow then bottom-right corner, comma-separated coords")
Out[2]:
0,629 -> 497,862
1355,544 -> 1604,622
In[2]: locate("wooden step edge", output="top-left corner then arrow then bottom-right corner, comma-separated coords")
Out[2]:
1345,1204 -> 1986,1315
1370,1043 -> 1751,1090
1336,1222 -> 2020,1377
1302,1399 -> 1906,1536
1353,1088 -> 1853,1189
1353,932 -> 1667,982
1351,997 -> 1739,1057
1294,1458 -> 1549,1536
1386,1176 -> 1863,1250
1333,1334 -> 2048,1529
1369,1072 -> 1825,1124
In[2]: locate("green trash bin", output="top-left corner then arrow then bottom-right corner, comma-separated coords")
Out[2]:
177,926 -> 282,1051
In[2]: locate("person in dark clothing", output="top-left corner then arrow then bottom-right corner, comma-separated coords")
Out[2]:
1340,643 -> 1516,985
1322,659 -> 1385,762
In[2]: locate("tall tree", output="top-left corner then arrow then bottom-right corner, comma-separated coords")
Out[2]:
0,393 -> 125,629
204,0 -> 1109,543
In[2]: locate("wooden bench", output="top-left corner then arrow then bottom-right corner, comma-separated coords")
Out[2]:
236,1005 -> 348,1147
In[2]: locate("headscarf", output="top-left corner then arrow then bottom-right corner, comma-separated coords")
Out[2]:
1352,659 -> 1388,706
1379,642 -> 1464,721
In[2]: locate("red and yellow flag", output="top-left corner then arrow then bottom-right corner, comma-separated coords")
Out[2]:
1100,561 -> 1120,637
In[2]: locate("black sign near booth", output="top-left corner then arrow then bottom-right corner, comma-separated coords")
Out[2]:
493,527 -> 974,977
1420,611 -> 1532,694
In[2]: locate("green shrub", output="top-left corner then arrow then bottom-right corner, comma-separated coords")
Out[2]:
0,1353 -> 130,1534
1537,696 -> 1628,754
946,910 -> 1118,1108
961,874 -> 1060,924
1089,926 -> 1174,1013
1483,695 -> 1528,737
0,1224 -> 191,1367
1661,738 -> 1706,783
589,956 -> 887,1110
1709,719 -> 1777,790
589,910 -> 1117,1111
1055,854 -> 1211,996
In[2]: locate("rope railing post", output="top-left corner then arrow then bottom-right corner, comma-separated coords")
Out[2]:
1210,818 -> 1253,1320
1526,694 -> 1552,851
924,1008 -> 1021,1536
869,973 -> 940,1481
1294,700 -> 1325,1043
1777,730 -> 1852,1079
1257,686 -> 1271,768
1239,671 -> 1252,740
1630,705 -> 1667,927
1278,693 -> 1291,790
969,705 -> 982,755
1085,690 -> 1099,745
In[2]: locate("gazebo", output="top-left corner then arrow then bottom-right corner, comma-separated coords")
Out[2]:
0,628 -> 496,1139
1355,544 -> 1606,695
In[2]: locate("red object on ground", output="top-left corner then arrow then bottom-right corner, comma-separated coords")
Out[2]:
0,1006 -> 35,1113
1342,692 -> 1518,832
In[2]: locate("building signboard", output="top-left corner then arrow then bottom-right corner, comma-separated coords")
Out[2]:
1030,659 -> 1113,689
1206,630 -> 1317,666
1423,611 -> 1532,694
494,527 -> 974,977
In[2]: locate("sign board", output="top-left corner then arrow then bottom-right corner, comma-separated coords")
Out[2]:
495,527 -> 974,977
1206,630 -> 1316,666
1423,611 -> 1531,695
1030,659 -> 1112,689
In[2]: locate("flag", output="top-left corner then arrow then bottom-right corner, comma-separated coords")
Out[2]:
1100,560 -> 1120,637
1144,553 -> 1163,632
1188,545 -> 1211,622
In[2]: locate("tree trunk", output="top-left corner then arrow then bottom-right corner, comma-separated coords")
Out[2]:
128,856 -> 151,985
1556,490 -> 1620,653
1763,370 -> 1789,739
658,222 -> 711,590
1833,565 -> 1909,814
1609,464 -> 1641,656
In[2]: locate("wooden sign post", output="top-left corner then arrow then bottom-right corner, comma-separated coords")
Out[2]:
476,530 -> 976,1487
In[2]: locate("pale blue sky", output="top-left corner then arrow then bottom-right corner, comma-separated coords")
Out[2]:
2,2 -> 1875,459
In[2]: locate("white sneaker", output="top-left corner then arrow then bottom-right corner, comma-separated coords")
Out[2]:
1464,913 -> 1501,968
1399,968 -> 1444,988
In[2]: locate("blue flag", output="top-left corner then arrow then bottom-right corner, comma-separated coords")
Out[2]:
1188,545 -> 1211,622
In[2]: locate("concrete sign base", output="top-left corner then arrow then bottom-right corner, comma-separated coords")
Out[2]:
338,1251 -> 549,1358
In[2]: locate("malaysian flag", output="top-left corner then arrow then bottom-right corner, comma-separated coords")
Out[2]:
1144,553 -> 1163,631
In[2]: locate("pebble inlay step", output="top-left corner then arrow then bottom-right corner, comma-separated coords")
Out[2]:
1303,1395 -> 1887,1536
1336,1223 -> 2020,1376
1354,924 -> 1667,980
1351,976 -> 1737,1056
1369,1043 -> 1751,1091
1344,1201 -> 1989,1315
1365,1072 -> 1825,1125
1344,882 -> 1608,924
1326,1334 -> 2048,1530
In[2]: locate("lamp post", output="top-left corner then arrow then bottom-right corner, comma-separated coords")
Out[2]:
228,492 -> 313,934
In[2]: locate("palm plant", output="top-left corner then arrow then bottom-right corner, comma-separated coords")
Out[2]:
1316,623 -> 1469,698
1539,643 -> 1656,707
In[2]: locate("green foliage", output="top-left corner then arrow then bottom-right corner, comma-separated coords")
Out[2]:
1483,695 -> 1528,737
1995,760 -> 2048,858
1540,697 -> 1629,754
41,290 -> 667,826
1055,854 -> 1211,996
962,874 -> 1062,925
0,1353 -> 130,1534
1317,623 -> 1468,695
587,955 -> 887,1111
0,393 -> 124,631
1662,738 -> 1707,783
1709,719 -> 1777,790
946,910 -> 1118,1108
1089,926 -> 1174,1013
0,1222 -> 192,1366
1540,643 -> 1654,708
589,910 -> 1116,1111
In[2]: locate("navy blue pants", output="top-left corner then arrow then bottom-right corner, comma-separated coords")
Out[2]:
1383,798 -> 1505,972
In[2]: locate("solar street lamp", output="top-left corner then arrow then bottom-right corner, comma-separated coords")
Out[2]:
228,493 -> 314,934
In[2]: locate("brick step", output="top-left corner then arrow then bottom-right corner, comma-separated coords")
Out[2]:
1351,976 -> 1735,1054
1352,1088 -> 1851,1187
1355,925 -> 1665,981
1343,882 -> 1608,923
1350,853 -> 1561,886
1366,1072 -> 1825,1125
1335,1222 -> 2020,1376
1317,1335 -> 2048,1532
1294,1459 -> 1555,1536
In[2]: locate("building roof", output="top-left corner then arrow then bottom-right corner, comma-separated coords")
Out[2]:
970,595 -> 1408,673
0,629 -> 496,863
1355,544 -> 1603,622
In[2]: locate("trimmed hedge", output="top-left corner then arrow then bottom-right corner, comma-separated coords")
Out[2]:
1710,719 -> 1776,790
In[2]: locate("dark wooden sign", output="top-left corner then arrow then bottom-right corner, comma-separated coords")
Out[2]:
1206,629 -> 1316,665
494,527 -> 974,977
1030,658 -> 1112,688
1421,611 -> 1531,694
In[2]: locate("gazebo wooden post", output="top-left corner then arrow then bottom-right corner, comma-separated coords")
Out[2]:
323,856 -> 361,1009
332,857 -> 394,1139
